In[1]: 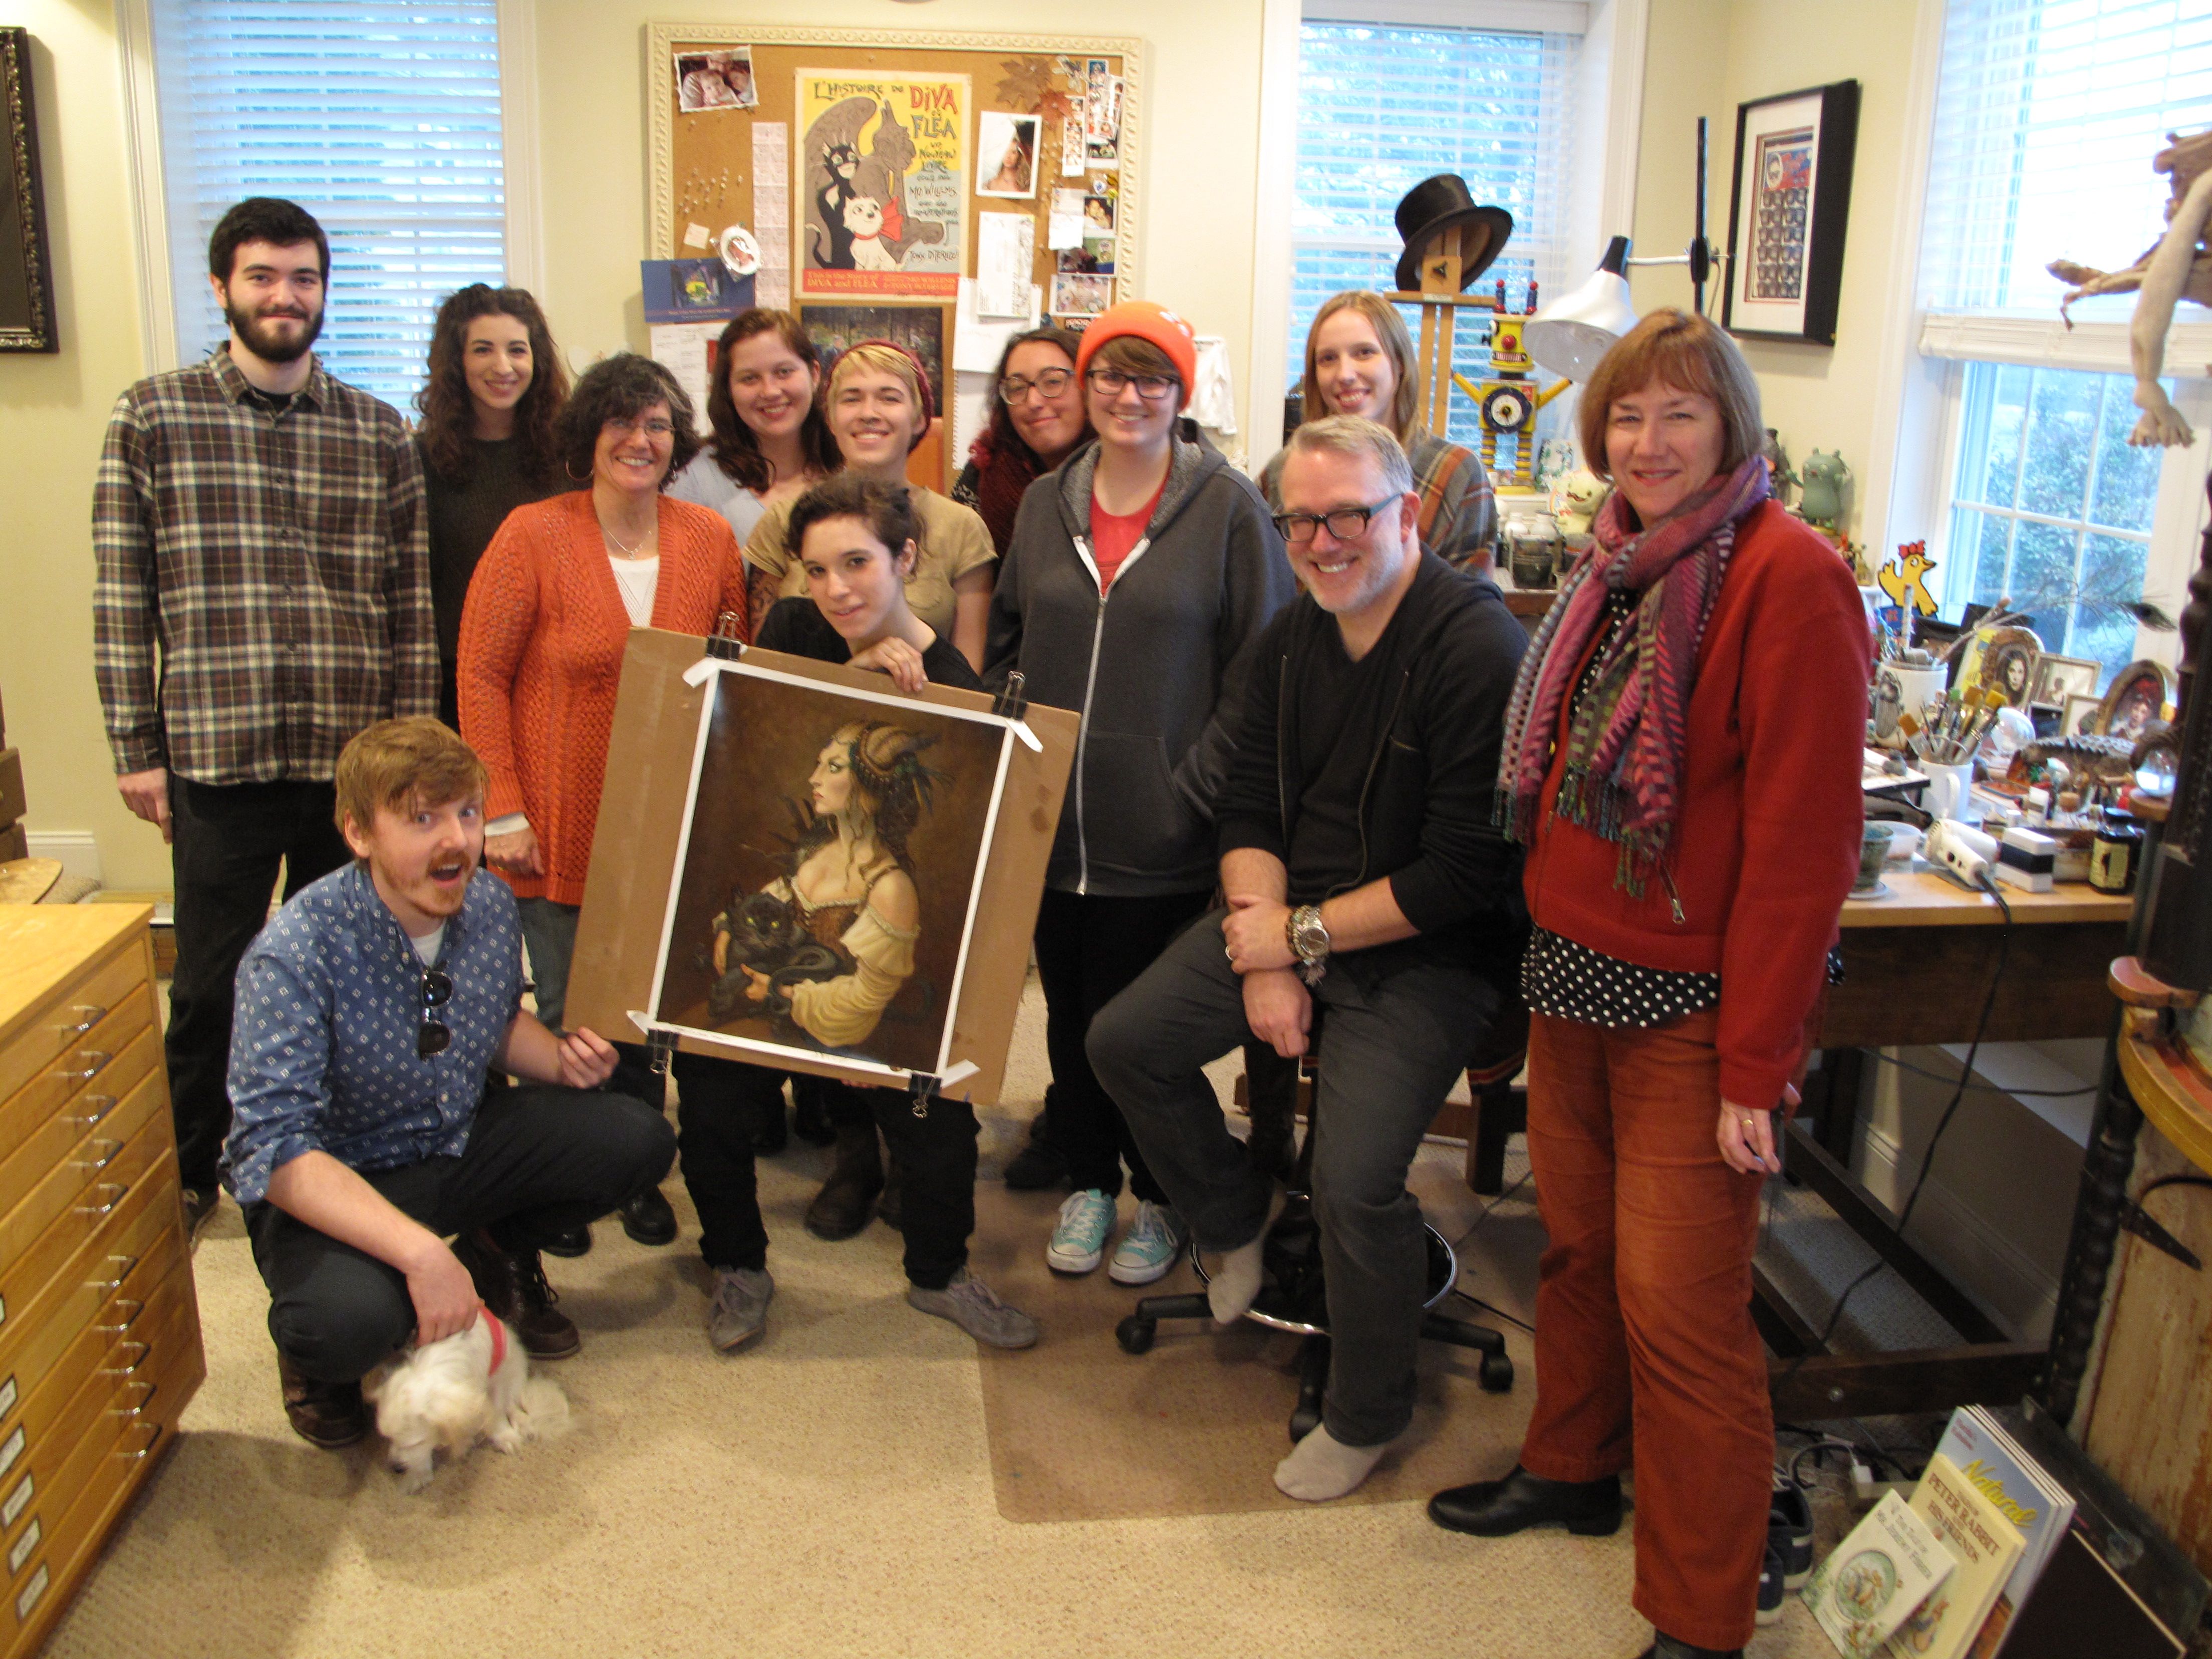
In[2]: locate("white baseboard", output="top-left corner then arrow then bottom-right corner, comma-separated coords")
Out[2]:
1859,1122 -> 2058,1341
25,833 -> 104,885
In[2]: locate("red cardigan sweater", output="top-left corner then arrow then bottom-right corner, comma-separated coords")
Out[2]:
457,490 -> 749,905
1522,500 -> 1871,1108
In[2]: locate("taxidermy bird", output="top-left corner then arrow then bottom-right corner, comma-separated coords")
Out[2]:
2048,128 -> 2212,446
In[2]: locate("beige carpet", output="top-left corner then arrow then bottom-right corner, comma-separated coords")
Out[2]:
38,977 -> 1840,1659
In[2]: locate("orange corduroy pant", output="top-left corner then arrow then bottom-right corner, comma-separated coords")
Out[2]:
1519,1007 -> 1772,1654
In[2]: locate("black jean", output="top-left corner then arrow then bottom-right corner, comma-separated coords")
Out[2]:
169,777 -> 353,1194
1088,912 -> 1492,1448
675,1055 -> 978,1289
245,1082 -> 676,1382
1031,887 -> 1213,1202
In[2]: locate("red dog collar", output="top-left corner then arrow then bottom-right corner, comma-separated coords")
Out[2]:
480,1305 -> 507,1371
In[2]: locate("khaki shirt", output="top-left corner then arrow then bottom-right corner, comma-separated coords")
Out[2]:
744,486 -> 996,642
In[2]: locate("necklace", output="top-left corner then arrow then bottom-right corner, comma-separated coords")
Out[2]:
601,517 -> 657,559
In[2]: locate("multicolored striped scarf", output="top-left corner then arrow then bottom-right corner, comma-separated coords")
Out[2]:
1497,453 -> 1770,893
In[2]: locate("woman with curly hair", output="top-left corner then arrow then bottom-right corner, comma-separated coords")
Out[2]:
415,284 -> 571,726
682,698 -> 1038,1354
669,308 -> 840,548
951,325 -> 1091,556
458,352 -> 750,1258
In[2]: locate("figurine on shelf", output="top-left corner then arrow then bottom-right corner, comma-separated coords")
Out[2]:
1761,427 -> 1798,508
1798,450 -> 1852,530
1552,467 -> 1610,541
1878,540 -> 1939,619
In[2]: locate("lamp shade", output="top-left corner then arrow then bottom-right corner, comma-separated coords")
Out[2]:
1524,235 -> 1638,382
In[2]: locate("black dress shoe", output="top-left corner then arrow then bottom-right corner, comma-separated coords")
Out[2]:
278,1354 -> 366,1449
182,1186 -> 221,1240
791,1077 -> 838,1147
541,1224 -> 592,1259
1428,1465 -> 1622,1537
805,1124 -> 883,1240
620,1184 -> 679,1246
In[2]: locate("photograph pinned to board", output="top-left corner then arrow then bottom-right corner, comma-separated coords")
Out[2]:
797,69 -> 970,298
1059,101 -> 1085,176
642,258 -> 752,324
1049,271 -> 1113,318
797,303 -> 947,416
976,212 -> 1037,320
1083,57 -> 1122,168
676,47 -> 756,112
976,111 -> 1041,200
1047,187 -> 1087,250
1055,238 -> 1114,276
1722,80 -> 1859,345
1084,173 -> 1118,233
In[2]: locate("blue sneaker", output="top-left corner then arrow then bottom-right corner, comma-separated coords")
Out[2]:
1108,1200 -> 1187,1285
1047,1189 -> 1117,1274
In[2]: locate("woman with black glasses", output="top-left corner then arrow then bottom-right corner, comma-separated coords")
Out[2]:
984,302 -> 1294,1289
952,326 -> 1092,556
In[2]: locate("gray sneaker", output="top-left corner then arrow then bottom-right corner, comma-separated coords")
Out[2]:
707,1266 -> 773,1351
907,1269 -> 1039,1349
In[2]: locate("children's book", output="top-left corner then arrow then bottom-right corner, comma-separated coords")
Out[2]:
1885,1453 -> 2025,1659
1932,1406 -> 2073,1659
1805,1490 -> 1957,1659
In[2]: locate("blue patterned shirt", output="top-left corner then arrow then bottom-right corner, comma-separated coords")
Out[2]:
222,862 -> 525,1205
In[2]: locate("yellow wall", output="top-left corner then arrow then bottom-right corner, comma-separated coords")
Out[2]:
0,1 -> 164,891
1631,0 -> 1923,536
526,2 -> 1269,384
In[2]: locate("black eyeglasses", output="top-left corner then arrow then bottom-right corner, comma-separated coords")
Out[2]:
418,968 -> 454,1058
1086,368 -> 1179,400
1271,497 -> 1402,545
997,368 -> 1073,404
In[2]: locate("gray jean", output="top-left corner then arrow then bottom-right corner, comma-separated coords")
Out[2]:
515,897 -> 581,1032
1087,909 -> 1492,1447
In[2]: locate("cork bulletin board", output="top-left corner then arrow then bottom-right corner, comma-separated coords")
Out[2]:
646,25 -> 1143,470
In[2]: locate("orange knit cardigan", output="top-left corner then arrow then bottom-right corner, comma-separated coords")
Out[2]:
457,489 -> 750,905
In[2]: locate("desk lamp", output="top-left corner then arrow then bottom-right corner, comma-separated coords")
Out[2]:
1524,235 -> 1637,382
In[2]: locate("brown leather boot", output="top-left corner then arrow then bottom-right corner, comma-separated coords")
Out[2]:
805,1123 -> 884,1240
278,1353 -> 366,1449
452,1228 -> 581,1359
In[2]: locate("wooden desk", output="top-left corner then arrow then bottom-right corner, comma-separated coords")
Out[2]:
1760,871 -> 2130,1420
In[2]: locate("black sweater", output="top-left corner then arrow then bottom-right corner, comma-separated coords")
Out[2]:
755,596 -> 982,690
1216,550 -> 1528,978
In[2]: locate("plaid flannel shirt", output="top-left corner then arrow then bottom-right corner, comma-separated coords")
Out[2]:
93,348 -> 438,783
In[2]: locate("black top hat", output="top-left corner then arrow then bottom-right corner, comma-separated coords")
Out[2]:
1393,175 -> 1514,295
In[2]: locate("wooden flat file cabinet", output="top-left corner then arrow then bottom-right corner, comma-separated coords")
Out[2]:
0,907 -> 203,1656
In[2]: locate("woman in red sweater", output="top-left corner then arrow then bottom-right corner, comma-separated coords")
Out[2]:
1424,311 -> 1869,1659
458,353 -> 750,1252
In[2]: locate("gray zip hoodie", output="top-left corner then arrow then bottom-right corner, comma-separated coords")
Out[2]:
983,435 -> 1296,897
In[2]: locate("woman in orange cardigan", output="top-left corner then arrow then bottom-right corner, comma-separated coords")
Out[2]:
458,353 -> 750,1252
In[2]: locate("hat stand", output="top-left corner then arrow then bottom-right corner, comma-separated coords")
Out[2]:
1390,225 -> 1500,438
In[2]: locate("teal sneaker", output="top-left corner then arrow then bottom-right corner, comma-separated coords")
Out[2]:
1046,1188 -> 1117,1274
1108,1200 -> 1187,1285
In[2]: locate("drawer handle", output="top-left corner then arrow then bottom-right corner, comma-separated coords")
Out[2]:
100,1341 -> 151,1377
74,1182 -> 128,1219
96,1254 -> 141,1294
55,1051 -> 113,1084
72,1139 -> 123,1173
108,1382 -> 158,1421
63,1005 -> 109,1037
116,1422 -> 161,1462
66,1097 -> 117,1131
93,1299 -> 144,1335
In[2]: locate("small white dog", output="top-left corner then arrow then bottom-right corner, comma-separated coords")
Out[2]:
361,1309 -> 568,1492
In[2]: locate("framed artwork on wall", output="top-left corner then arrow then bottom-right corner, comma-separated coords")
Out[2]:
1721,80 -> 1859,347
0,28 -> 57,353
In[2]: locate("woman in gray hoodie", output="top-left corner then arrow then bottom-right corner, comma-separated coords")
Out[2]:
984,302 -> 1294,1289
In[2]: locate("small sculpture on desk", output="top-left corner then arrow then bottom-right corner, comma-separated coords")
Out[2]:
1553,467 -> 1610,545
1762,427 -> 1799,508
1879,541 -> 1940,621
1798,450 -> 1853,531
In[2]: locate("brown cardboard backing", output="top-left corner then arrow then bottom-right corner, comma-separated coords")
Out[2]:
565,629 -> 1073,1103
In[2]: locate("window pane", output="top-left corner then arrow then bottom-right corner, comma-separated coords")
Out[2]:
1961,507 -> 2014,606
1961,363 -> 2032,507
2090,379 -> 2163,531
2018,368 -> 2100,520
2011,519 -> 2081,642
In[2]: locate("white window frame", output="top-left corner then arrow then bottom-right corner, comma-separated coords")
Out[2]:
114,0 -> 543,379
1867,0 -> 2210,674
1243,0 -> 1649,468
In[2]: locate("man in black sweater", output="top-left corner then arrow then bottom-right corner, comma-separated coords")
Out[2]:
1088,414 -> 1526,1501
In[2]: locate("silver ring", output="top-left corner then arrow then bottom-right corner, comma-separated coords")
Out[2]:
1225,944 -> 1236,962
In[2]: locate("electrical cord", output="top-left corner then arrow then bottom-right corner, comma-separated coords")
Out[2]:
1865,1051 -> 2093,1098
1777,868 -> 2013,1384
1447,1170 -> 1537,1333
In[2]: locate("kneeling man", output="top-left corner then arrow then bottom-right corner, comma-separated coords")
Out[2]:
1089,415 -> 1526,1500
225,717 -> 676,1447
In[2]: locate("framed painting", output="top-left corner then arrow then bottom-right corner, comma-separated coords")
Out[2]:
566,633 -> 1075,1100
0,28 -> 57,353
1722,80 -> 1859,346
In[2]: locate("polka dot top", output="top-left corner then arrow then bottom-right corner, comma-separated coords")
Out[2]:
1523,926 -> 1721,1029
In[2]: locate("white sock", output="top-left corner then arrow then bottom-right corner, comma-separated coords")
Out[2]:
1274,1425 -> 1391,1501
1206,1189 -> 1285,1326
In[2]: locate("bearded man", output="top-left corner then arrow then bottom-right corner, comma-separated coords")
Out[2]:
94,196 -> 438,1236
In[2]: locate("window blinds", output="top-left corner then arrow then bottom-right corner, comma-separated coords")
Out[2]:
150,0 -> 507,408
1919,0 -> 2212,315
1290,20 -> 1580,446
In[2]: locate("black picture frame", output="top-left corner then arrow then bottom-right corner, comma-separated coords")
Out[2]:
1722,80 -> 1858,347
0,28 -> 56,354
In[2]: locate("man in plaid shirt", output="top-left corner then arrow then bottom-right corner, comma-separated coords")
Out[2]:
94,197 -> 438,1236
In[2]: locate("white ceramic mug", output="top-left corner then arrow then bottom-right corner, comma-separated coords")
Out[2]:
1922,760 -> 1975,823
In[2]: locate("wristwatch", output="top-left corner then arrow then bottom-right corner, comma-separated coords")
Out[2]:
1286,904 -> 1331,987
